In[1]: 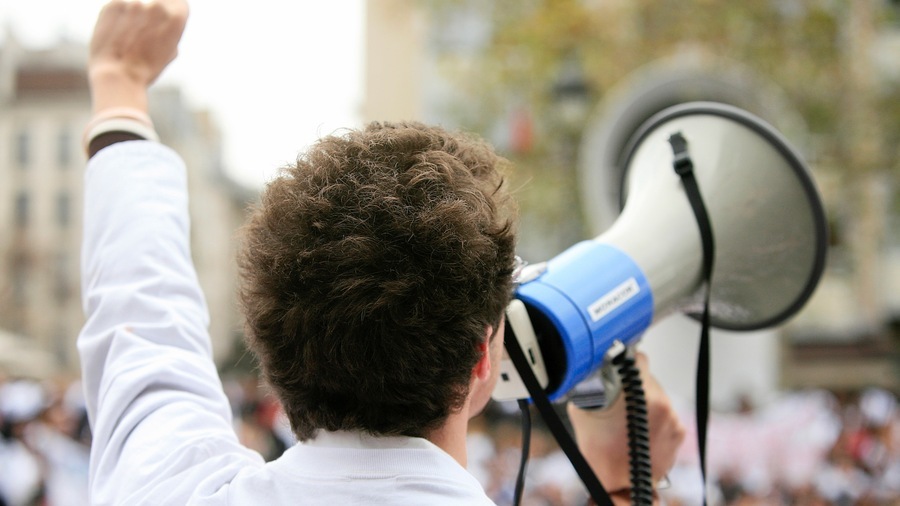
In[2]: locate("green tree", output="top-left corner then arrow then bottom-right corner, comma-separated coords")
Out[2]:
425,0 -> 900,331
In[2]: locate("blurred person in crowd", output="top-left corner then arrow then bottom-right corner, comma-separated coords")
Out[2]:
77,0 -> 684,504
0,379 -> 46,506
26,382 -> 90,506
224,376 -> 293,462
62,380 -> 92,449
855,387 -> 899,497
0,378 -> 92,506
816,387 -> 899,505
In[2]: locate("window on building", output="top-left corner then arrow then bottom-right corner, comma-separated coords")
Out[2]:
54,329 -> 69,366
16,129 -> 30,168
57,192 -> 70,227
55,252 -> 71,303
57,126 -> 72,168
12,255 -> 29,307
15,192 -> 29,227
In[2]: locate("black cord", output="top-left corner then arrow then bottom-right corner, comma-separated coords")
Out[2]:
669,131 -> 715,505
513,399 -> 532,506
611,351 -> 654,506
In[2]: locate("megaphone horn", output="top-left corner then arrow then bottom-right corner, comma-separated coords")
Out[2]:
495,102 -> 828,401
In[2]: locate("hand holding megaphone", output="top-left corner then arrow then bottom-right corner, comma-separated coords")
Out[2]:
568,352 -> 686,502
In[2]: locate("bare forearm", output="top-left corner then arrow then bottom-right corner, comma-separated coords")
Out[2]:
89,67 -> 150,114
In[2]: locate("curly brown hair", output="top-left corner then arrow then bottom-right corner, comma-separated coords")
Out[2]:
238,122 -> 517,441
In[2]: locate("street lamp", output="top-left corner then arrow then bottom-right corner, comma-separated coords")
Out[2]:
552,55 -> 592,132
551,54 -> 593,242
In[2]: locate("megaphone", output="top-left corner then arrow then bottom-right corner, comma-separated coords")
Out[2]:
493,101 -> 828,402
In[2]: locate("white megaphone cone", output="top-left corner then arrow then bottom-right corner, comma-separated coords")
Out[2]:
610,102 -> 827,329
493,102 -> 828,402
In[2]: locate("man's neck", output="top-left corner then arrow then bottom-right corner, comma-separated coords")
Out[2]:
425,408 -> 471,468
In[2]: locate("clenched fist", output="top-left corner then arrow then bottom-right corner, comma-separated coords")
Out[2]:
88,0 -> 189,113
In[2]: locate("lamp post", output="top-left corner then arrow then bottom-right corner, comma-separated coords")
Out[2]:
551,54 -> 592,244
552,56 -> 592,133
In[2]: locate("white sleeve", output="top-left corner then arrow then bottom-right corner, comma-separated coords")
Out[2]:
79,141 -> 263,504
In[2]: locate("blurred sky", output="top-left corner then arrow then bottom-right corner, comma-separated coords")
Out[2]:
0,0 -> 366,188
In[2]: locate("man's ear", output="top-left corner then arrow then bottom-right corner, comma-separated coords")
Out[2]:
472,325 -> 494,381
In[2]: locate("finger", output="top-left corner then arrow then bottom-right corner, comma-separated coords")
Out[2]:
633,351 -> 648,368
650,402 -> 686,482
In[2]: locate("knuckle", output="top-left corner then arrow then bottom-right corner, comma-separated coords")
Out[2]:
675,419 -> 687,439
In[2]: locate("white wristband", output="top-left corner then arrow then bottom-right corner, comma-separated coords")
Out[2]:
82,108 -> 159,155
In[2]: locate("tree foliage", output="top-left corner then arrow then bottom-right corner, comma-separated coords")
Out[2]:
423,0 -> 900,255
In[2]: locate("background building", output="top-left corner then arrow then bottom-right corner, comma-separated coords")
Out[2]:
364,0 -> 900,407
0,34 -> 253,377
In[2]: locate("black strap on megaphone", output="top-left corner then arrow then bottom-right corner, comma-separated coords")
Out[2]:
668,132 -> 715,505
504,334 -> 615,506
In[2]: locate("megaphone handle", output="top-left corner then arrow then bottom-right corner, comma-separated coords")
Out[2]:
669,132 -> 715,506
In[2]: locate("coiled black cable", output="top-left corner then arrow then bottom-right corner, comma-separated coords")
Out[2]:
612,351 -> 654,505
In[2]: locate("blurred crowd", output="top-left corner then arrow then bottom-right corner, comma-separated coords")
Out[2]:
464,387 -> 899,505
1,372 -> 897,506
663,388 -> 900,505
0,376 -> 90,506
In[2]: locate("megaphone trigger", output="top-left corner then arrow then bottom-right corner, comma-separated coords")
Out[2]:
568,340 -> 628,410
